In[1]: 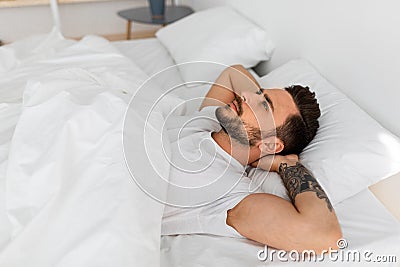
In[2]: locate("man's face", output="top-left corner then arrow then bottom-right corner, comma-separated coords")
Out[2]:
215,89 -> 299,147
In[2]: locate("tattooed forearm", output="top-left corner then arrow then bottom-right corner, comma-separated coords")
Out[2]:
278,162 -> 333,212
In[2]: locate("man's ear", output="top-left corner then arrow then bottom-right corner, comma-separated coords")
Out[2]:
258,137 -> 284,154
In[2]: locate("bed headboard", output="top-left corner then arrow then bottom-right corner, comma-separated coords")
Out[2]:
183,0 -> 400,137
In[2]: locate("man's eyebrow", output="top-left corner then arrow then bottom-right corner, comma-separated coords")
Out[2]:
261,89 -> 274,111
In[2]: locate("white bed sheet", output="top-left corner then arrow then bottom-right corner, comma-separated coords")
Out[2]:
114,38 -> 187,96
114,38 -> 212,114
113,38 -> 182,82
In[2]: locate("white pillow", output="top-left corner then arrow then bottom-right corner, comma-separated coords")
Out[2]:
156,6 -> 274,84
252,59 -> 400,205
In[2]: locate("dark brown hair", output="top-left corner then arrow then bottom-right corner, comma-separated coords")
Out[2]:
275,85 -> 321,155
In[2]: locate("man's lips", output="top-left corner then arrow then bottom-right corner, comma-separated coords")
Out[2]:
229,101 -> 238,114
229,100 -> 242,115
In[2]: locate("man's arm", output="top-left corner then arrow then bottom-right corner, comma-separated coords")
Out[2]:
226,156 -> 342,253
199,65 -> 260,110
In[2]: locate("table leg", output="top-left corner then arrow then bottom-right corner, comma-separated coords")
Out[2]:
126,20 -> 131,40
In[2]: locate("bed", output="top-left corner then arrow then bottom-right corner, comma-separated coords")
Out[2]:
1,4 -> 400,267
115,38 -> 400,267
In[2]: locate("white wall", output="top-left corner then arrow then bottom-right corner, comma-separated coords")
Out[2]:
182,0 -> 400,138
0,0 -> 159,42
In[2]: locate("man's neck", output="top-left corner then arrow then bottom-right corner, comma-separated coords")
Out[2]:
211,130 -> 261,166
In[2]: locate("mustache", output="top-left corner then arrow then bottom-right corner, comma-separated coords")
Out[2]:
234,94 -> 243,116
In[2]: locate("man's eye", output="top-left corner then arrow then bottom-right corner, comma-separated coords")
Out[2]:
256,90 -> 262,95
263,101 -> 269,110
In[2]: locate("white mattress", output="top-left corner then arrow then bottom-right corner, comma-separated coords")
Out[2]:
114,38 -> 185,90
113,38 -> 400,266
113,38 -> 210,114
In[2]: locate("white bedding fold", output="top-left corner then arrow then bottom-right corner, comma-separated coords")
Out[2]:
0,32 -> 179,267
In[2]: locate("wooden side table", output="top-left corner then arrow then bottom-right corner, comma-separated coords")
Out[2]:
117,6 -> 194,40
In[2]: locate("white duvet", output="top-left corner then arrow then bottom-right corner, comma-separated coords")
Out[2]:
0,30 -> 181,267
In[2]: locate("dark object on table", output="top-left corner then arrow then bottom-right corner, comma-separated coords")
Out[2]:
148,0 -> 165,19
117,6 -> 194,39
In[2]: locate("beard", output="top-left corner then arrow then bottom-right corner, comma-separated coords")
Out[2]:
215,105 -> 261,147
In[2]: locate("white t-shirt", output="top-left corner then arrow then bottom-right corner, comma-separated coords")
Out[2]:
162,106 -> 264,237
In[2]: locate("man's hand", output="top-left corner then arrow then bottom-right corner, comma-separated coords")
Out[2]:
250,154 -> 299,172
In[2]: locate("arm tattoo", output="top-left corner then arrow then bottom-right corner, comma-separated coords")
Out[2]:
278,162 -> 333,212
